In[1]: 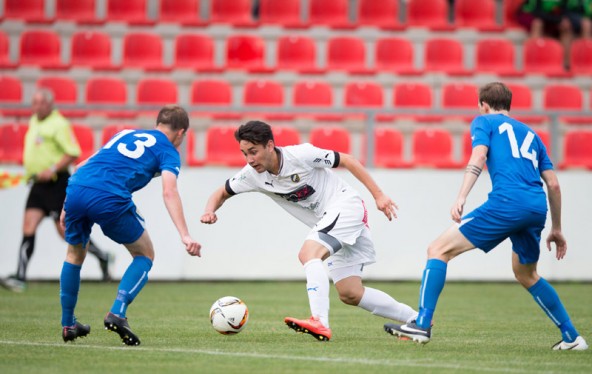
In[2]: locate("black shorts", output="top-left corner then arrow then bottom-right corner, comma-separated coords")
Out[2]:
25,171 -> 70,220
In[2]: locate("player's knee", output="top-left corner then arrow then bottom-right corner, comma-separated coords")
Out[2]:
513,270 -> 538,289
338,289 -> 361,306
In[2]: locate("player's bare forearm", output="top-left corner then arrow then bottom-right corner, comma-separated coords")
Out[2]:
451,146 -> 487,222
339,153 -> 397,220
161,172 -> 190,237
541,169 -> 562,230
201,186 -> 230,224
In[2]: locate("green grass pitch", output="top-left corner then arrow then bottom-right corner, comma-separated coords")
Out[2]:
0,281 -> 590,373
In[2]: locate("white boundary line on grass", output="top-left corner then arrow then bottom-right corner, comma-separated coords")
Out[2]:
0,339 -> 551,373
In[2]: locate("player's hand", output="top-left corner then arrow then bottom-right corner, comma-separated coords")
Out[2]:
546,230 -> 567,260
183,235 -> 202,257
376,193 -> 398,221
450,197 -> 466,223
200,212 -> 218,224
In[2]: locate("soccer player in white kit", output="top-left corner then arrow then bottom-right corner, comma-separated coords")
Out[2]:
201,121 -> 417,341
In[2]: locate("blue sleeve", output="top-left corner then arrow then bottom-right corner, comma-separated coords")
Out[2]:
470,116 -> 491,148
537,137 -> 554,172
159,146 -> 181,176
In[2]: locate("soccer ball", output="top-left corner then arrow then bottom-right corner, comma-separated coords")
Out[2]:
209,296 -> 249,334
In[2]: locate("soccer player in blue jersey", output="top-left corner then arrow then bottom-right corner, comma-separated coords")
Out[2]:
385,82 -> 588,350
59,105 -> 201,346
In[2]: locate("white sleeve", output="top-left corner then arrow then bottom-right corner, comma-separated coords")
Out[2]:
288,143 -> 339,169
225,166 -> 258,195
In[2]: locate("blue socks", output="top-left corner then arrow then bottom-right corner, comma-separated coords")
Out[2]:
110,256 -> 153,318
528,278 -> 579,343
60,262 -> 82,327
416,259 -> 447,329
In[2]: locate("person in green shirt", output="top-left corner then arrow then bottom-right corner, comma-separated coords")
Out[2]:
517,0 -> 592,69
0,89 -> 112,292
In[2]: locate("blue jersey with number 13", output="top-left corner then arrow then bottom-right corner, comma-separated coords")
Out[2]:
470,113 -> 553,214
69,129 -> 180,199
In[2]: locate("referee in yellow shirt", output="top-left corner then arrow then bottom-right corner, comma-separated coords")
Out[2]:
0,89 -> 112,292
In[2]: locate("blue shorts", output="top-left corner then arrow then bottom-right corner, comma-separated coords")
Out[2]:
64,185 -> 145,247
459,201 -> 546,264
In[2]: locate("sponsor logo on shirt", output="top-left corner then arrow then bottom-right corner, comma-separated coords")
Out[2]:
275,184 -> 316,202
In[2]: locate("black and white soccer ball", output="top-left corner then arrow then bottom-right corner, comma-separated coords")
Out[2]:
209,296 -> 249,334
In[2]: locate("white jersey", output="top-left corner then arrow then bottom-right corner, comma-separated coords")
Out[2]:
225,143 -> 360,228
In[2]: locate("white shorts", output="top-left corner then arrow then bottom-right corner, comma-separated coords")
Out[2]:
306,196 -> 376,271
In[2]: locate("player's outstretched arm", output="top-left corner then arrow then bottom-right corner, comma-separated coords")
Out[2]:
541,169 -> 567,260
161,170 -> 201,257
338,153 -> 398,221
451,145 -> 488,223
201,186 -> 232,224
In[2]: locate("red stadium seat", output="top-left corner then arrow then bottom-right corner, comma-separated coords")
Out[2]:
407,0 -> 452,30
374,37 -> 419,74
392,82 -> 441,123
204,125 -> 244,167
0,123 -> 28,164
292,81 -> 341,121
276,35 -> 322,73
210,0 -> 255,26
107,0 -> 153,25
454,0 -> 500,30
0,76 -> 22,104
543,84 -> 582,111
86,77 -> 132,118
570,39 -> 592,75
190,79 -> 237,119
523,37 -> 566,76
71,124 -> 95,163
56,0 -> 100,24
4,0 -> 51,23
243,79 -> 288,120
441,83 -> 479,112
424,38 -> 471,75
19,30 -> 65,68
327,36 -> 371,74
560,131 -> 592,169
344,82 -> 384,108
309,0 -> 351,28
273,125 -> 301,147
361,127 -> 410,168
259,0 -> 304,27
100,124 -> 140,146
136,78 -> 178,107
0,76 -> 27,116
0,31 -> 15,68
225,34 -> 269,71
543,84 -> 587,125
71,31 -> 115,70
160,0 -> 205,26
309,126 -> 351,154
475,39 -> 521,76
174,34 -> 220,71
412,128 -> 461,168
123,32 -> 167,70
358,0 -> 403,29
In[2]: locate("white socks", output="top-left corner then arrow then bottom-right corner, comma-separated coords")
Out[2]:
304,259 -> 330,328
358,287 -> 418,323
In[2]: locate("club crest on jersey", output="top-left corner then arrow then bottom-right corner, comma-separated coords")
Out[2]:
290,174 -> 300,183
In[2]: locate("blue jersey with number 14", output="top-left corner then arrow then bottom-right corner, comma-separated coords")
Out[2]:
69,129 -> 180,199
470,113 -> 553,214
